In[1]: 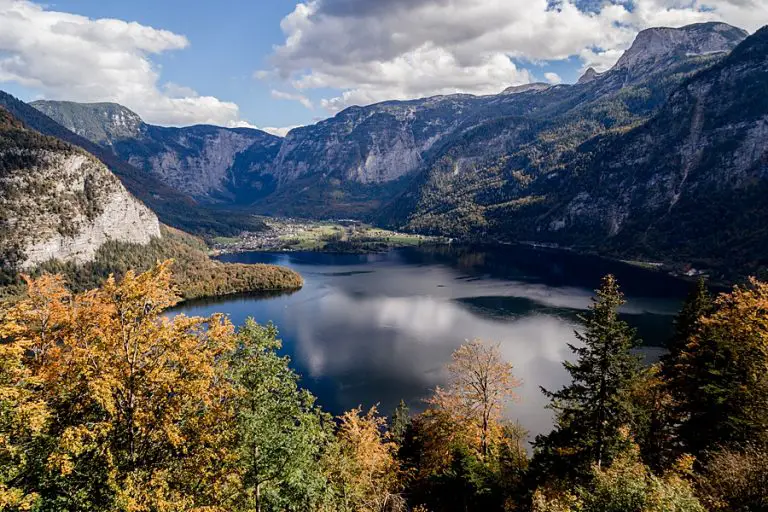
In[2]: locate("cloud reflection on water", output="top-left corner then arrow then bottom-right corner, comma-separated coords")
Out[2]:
178,246 -> 689,442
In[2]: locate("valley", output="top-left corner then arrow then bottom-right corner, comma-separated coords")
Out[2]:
1,4 -> 768,511
212,217 -> 445,254
2,22 -> 763,282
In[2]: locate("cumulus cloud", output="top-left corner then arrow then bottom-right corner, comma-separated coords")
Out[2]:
0,0 -> 250,127
263,0 -> 766,113
544,72 -> 563,85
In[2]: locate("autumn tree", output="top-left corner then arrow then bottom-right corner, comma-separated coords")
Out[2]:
230,319 -> 331,512
672,277 -> 768,455
321,406 -> 403,512
0,262 -> 239,511
0,279 -> 53,511
428,339 -> 521,460
534,275 -> 642,479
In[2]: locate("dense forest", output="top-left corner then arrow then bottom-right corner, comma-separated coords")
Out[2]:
0,226 -> 303,301
0,262 -> 765,511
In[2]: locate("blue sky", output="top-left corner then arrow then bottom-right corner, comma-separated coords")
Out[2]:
0,0 -> 763,133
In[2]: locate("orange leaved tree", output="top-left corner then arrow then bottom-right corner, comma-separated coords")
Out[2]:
0,261 -> 238,511
427,339 -> 521,460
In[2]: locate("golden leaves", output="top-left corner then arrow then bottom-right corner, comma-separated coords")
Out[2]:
0,260 -> 238,510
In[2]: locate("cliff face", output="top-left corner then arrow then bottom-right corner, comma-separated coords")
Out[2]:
613,22 -> 749,78
31,101 -> 282,204
117,124 -> 282,203
31,101 -> 143,145
0,107 -> 160,271
528,25 -> 768,272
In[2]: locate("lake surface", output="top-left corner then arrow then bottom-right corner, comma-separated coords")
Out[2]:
173,244 -> 693,441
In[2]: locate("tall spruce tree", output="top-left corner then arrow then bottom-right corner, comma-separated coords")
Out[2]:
661,278 -> 714,382
658,278 -> 714,460
533,275 -> 642,479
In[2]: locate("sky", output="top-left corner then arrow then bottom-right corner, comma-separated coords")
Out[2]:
0,0 -> 765,135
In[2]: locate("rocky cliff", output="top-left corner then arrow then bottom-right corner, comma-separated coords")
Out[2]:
32,101 -> 283,204
0,107 -> 160,271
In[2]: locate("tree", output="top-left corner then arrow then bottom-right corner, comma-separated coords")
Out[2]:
698,445 -> 768,511
533,431 -> 705,512
534,275 -> 642,479
0,279 -> 53,511
230,319 -> 331,512
390,400 -> 410,446
655,279 -> 714,459
321,406 -> 403,512
672,278 -> 768,455
428,339 -> 521,459
0,262 -> 239,511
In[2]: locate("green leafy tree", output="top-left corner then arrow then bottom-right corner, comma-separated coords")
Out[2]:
230,319 -> 332,512
533,432 -> 705,512
533,275 -> 642,479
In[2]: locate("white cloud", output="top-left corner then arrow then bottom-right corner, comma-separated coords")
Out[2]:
260,125 -> 301,137
544,72 -> 563,85
264,0 -> 766,113
0,0 -> 251,127
271,89 -> 314,110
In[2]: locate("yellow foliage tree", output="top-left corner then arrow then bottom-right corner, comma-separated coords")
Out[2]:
426,339 -> 521,460
0,261 -> 239,511
322,406 -> 403,512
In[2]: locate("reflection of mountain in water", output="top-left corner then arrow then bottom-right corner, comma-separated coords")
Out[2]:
456,295 -> 676,347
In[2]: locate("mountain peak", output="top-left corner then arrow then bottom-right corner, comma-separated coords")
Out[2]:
30,100 -> 144,145
502,82 -> 552,95
577,67 -> 600,85
614,22 -> 748,74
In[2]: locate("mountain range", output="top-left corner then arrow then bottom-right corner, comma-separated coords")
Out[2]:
2,21 -> 767,278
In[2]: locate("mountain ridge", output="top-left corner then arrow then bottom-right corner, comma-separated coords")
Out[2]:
0,106 -> 161,272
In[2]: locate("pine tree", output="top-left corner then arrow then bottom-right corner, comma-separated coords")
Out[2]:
391,400 -> 410,445
656,278 -> 714,460
533,275 -> 642,479
661,278 -> 714,383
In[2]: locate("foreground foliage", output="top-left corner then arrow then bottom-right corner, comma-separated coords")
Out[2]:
1,263 -> 767,511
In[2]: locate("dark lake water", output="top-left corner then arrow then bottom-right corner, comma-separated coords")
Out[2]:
172,244 -> 693,441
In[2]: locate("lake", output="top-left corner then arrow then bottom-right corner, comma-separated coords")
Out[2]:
173,244 -> 693,442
